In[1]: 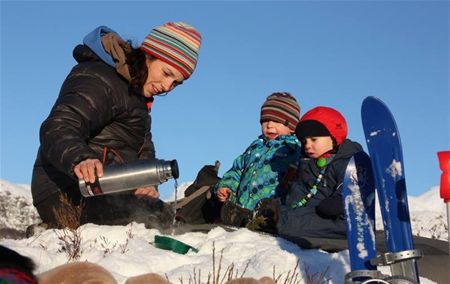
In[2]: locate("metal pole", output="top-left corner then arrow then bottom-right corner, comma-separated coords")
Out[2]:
447,202 -> 450,255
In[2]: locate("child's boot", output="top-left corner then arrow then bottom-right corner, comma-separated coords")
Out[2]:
247,198 -> 280,234
220,201 -> 252,227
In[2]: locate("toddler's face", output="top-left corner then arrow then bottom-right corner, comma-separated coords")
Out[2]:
302,136 -> 334,158
261,121 -> 292,140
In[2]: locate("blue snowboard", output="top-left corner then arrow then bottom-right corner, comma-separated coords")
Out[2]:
361,96 -> 420,283
343,151 -> 377,272
361,96 -> 414,252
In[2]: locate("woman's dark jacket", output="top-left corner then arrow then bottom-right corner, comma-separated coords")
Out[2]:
31,44 -> 155,206
278,139 -> 363,239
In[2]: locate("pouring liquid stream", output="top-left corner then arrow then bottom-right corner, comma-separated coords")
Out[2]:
171,179 -> 179,235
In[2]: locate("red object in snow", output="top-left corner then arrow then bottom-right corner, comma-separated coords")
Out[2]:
438,151 -> 450,202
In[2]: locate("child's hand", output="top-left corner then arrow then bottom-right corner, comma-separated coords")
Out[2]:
217,187 -> 231,202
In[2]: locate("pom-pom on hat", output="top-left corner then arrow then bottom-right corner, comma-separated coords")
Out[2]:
295,106 -> 348,145
260,92 -> 301,132
140,22 -> 202,79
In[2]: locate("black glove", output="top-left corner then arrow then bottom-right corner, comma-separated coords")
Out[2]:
316,196 -> 344,218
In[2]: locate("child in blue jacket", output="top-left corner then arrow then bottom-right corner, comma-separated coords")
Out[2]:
214,92 -> 301,226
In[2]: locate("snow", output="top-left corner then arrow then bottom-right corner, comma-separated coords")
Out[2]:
386,159 -> 402,179
369,130 -> 381,137
374,185 -> 448,240
0,179 -> 448,283
343,180 -> 376,261
0,180 -> 41,231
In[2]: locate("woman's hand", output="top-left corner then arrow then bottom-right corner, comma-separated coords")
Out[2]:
217,187 -> 231,202
134,186 -> 160,199
74,158 -> 104,183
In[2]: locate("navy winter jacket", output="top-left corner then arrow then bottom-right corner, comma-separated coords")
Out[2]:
278,139 -> 363,239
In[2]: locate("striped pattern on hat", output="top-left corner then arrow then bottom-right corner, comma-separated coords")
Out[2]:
141,22 -> 201,79
260,92 -> 301,132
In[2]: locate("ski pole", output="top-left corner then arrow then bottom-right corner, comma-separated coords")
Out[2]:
437,151 -> 450,255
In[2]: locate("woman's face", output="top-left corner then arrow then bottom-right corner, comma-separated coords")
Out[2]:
142,56 -> 185,98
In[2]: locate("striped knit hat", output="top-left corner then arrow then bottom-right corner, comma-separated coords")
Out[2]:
260,92 -> 301,132
141,22 -> 202,79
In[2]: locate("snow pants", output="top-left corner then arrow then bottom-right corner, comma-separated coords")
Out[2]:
276,205 -> 346,241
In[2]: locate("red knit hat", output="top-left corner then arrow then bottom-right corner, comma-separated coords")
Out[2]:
295,106 -> 348,145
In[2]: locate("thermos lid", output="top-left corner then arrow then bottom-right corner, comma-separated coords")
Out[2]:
170,160 -> 179,179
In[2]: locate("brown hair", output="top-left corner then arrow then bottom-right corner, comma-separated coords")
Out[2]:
126,46 -> 149,96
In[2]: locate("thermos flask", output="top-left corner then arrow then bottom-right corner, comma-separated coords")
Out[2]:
79,159 -> 179,197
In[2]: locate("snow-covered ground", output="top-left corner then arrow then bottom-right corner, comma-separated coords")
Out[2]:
0,179 -> 447,283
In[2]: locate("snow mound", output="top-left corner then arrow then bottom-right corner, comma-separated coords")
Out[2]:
0,180 -> 41,231
375,186 -> 448,240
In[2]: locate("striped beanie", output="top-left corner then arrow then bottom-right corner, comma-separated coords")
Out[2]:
260,92 -> 301,132
141,22 -> 202,79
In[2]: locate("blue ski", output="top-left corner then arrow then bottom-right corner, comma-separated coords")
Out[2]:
361,96 -> 421,283
343,151 -> 379,282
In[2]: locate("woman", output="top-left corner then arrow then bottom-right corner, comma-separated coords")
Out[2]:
31,22 -> 202,230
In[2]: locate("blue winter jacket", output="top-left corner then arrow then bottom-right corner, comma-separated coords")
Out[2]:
214,135 -> 301,210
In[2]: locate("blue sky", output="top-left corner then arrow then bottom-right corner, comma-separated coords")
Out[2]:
1,1 -> 448,199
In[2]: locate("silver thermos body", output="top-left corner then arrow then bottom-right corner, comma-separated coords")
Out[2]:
79,159 -> 179,197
